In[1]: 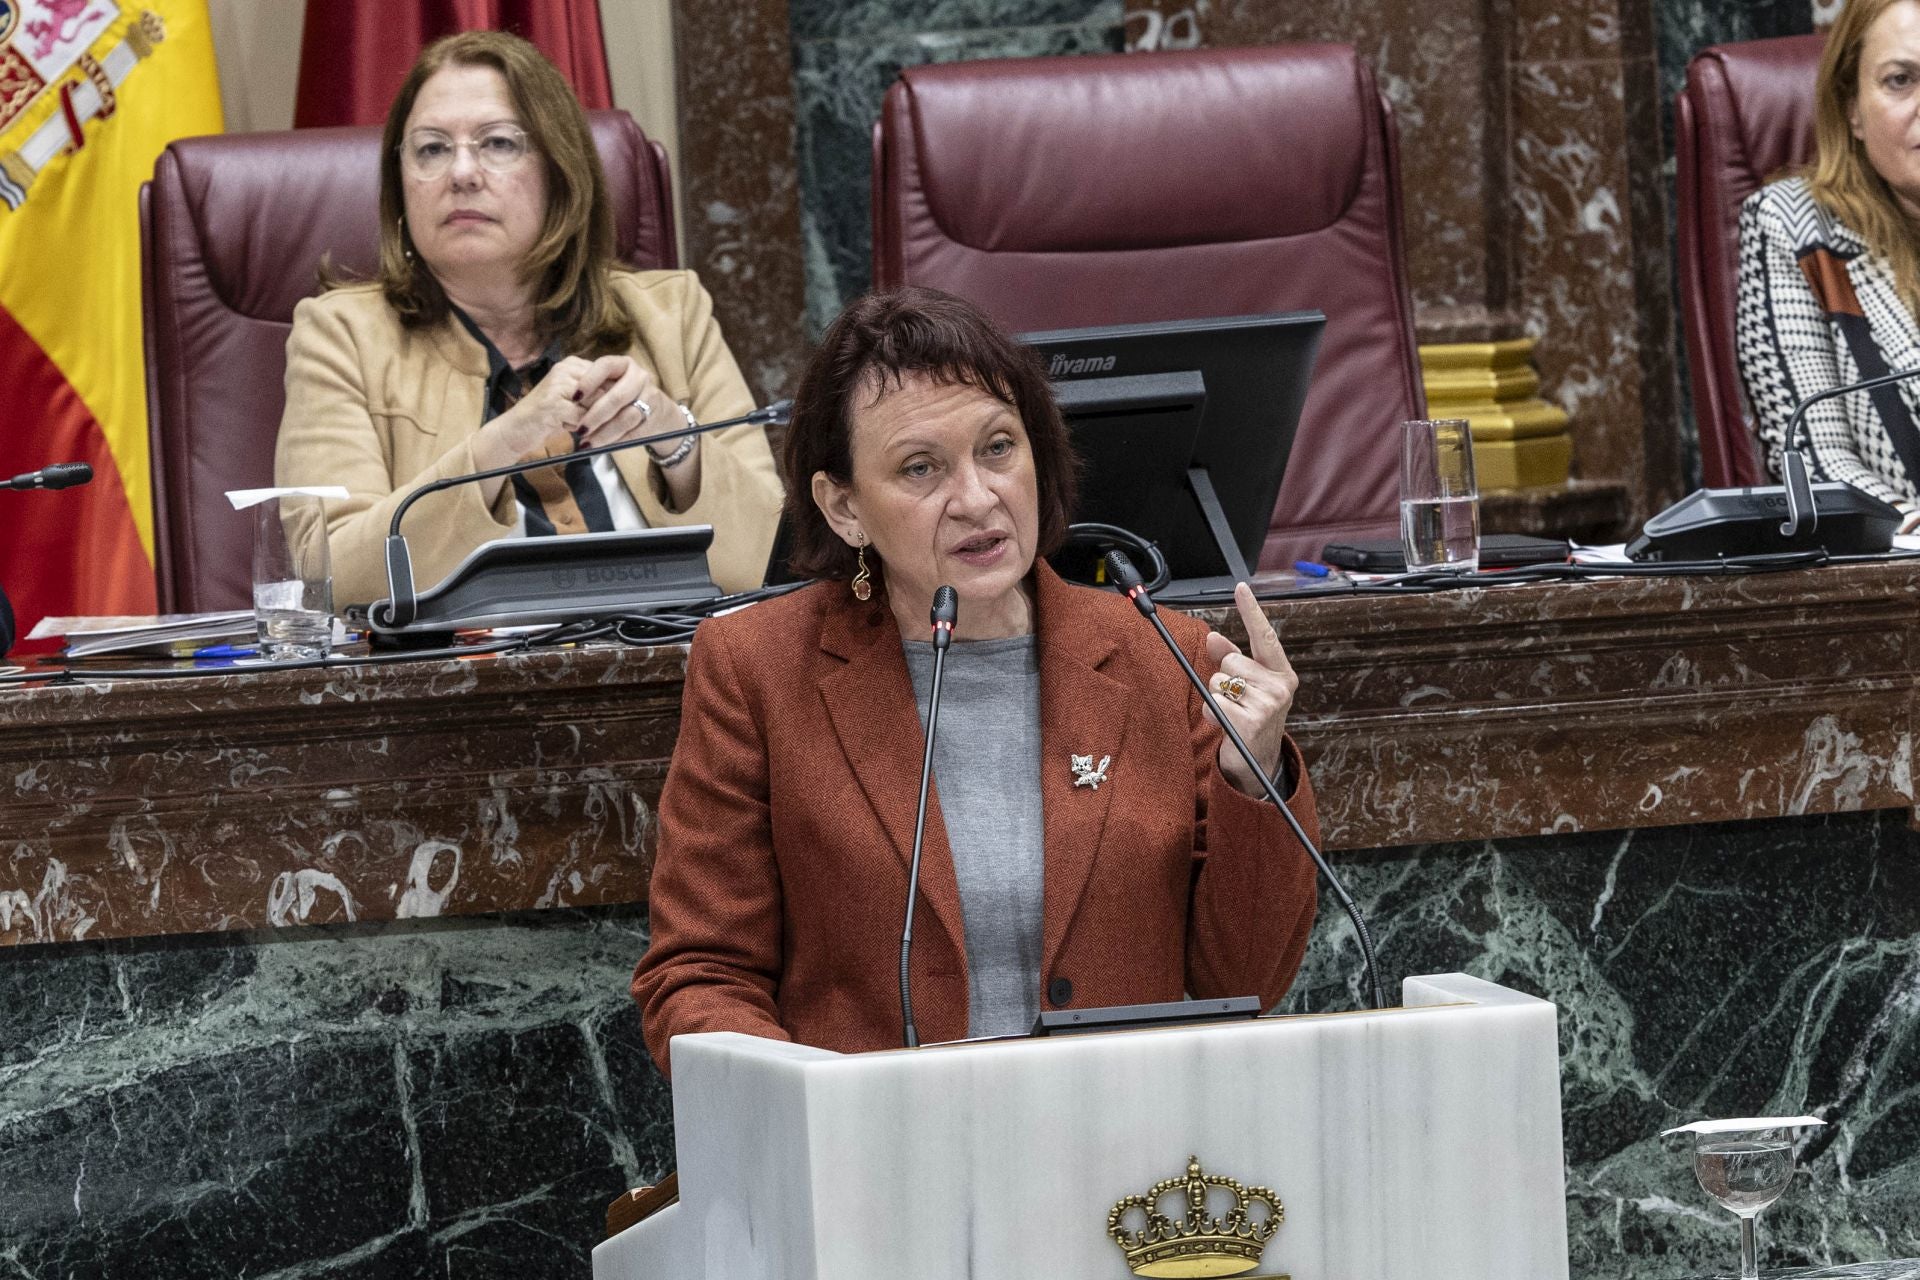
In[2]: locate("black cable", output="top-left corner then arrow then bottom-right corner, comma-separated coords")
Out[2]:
1061,522 -> 1171,593
1154,546 -> 1881,607
1063,522 -> 1874,610
15,542 -> 1911,682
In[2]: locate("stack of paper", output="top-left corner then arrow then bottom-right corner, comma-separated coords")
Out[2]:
29,612 -> 256,658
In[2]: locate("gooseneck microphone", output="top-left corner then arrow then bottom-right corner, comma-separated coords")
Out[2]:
0,462 -> 92,653
901,584 -> 958,1048
1779,366 -> 1920,538
1103,550 -> 1386,1011
4,462 -> 92,490
376,400 -> 792,629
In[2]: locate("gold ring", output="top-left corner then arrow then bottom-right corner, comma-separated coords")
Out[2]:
1220,675 -> 1248,703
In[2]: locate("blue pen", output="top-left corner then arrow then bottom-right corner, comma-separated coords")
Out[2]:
192,644 -> 258,659
1292,560 -> 1332,578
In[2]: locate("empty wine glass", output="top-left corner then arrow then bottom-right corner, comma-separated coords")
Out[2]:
1691,1124 -> 1794,1279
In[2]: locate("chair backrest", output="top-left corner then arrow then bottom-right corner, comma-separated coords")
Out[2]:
872,45 -> 1425,567
1675,34 -> 1823,489
141,111 -> 677,612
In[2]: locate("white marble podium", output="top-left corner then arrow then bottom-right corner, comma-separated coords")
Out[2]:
595,973 -> 1568,1280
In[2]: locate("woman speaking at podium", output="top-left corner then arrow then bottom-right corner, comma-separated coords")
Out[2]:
275,32 -> 781,605
632,288 -> 1321,1073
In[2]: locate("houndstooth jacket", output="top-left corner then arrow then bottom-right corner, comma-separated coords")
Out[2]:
1737,175 -> 1920,510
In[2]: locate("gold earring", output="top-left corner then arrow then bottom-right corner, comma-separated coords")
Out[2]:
851,535 -> 872,601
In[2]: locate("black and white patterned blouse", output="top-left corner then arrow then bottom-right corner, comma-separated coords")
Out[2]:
1737,175 -> 1920,510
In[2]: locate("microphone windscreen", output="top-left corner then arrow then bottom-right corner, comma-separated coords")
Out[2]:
1103,550 -> 1143,591
931,585 -> 958,627
43,463 -> 93,489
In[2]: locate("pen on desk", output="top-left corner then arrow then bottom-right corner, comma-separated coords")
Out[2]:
192,644 -> 257,659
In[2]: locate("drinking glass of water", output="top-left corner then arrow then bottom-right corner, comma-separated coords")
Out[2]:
252,494 -> 333,660
1691,1124 -> 1795,1279
1400,418 -> 1480,573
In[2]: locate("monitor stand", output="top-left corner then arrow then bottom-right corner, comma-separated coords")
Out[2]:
1163,467 -> 1254,600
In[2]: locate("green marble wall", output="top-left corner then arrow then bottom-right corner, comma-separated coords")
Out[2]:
5,810 -> 1918,1276
787,0 -> 1125,336
1289,812 -> 1920,1277
0,910 -> 665,1277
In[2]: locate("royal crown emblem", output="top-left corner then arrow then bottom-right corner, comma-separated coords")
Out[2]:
1106,1156 -> 1285,1278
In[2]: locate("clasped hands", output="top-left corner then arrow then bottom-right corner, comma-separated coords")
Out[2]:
1204,583 -> 1299,799
474,354 -> 680,471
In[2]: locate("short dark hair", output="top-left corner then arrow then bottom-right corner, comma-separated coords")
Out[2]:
782,287 -> 1079,580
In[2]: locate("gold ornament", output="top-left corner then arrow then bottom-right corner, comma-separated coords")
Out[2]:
1107,1156 -> 1285,1278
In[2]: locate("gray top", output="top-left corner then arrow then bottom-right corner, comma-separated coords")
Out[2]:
904,634 -> 1045,1039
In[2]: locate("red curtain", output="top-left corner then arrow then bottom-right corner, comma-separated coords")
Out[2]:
293,0 -> 613,129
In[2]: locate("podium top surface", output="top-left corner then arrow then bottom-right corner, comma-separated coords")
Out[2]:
670,971 -> 1552,1071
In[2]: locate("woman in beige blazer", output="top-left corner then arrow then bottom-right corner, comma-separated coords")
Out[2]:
275,31 -> 780,607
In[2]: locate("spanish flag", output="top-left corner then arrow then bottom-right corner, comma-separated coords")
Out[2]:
0,1 -> 222,640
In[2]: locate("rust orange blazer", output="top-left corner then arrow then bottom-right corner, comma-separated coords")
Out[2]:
631,563 -> 1320,1074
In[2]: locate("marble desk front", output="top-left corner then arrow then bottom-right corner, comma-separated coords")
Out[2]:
4,560 -> 1917,947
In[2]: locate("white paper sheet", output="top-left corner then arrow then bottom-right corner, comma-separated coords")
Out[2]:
225,486 -> 349,511
1662,1116 -> 1826,1136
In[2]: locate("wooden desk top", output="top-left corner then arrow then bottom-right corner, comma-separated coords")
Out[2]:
5,561 -> 1914,946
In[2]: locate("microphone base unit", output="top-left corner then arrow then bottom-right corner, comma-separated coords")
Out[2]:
370,526 -> 720,636
1627,482 -> 1899,561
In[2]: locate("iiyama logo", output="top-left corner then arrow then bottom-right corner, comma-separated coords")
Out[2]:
1047,352 -> 1117,376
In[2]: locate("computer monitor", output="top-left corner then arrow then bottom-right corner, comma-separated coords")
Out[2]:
1019,311 -> 1325,595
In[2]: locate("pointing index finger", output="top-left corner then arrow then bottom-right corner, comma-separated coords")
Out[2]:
1233,582 -> 1289,672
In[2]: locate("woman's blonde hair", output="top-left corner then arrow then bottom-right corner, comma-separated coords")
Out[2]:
361,30 -> 636,356
1811,0 -> 1920,317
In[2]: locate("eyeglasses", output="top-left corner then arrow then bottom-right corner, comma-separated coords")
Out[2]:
399,125 -> 533,180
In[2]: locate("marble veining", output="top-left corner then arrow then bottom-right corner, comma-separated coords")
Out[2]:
1289,811 -> 1920,1278
9,561 -> 1920,948
1657,0 -> 1815,119
0,908 -> 669,1278
668,0 -> 811,405
0,644 -> 688,946
1128,0 -> 1694,514
658,0 -> 1822,532
789,0 -> 1108,38
1126,0 -> 1506,323
1749,1266 -> 1920,1280
788,2 -> 1122,335
9,808 -> 1920,1275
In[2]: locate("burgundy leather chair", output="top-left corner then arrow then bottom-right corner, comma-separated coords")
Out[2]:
872,45 -> 1424,566
1675,34 -> 1823,488
141,111 -> 677,612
